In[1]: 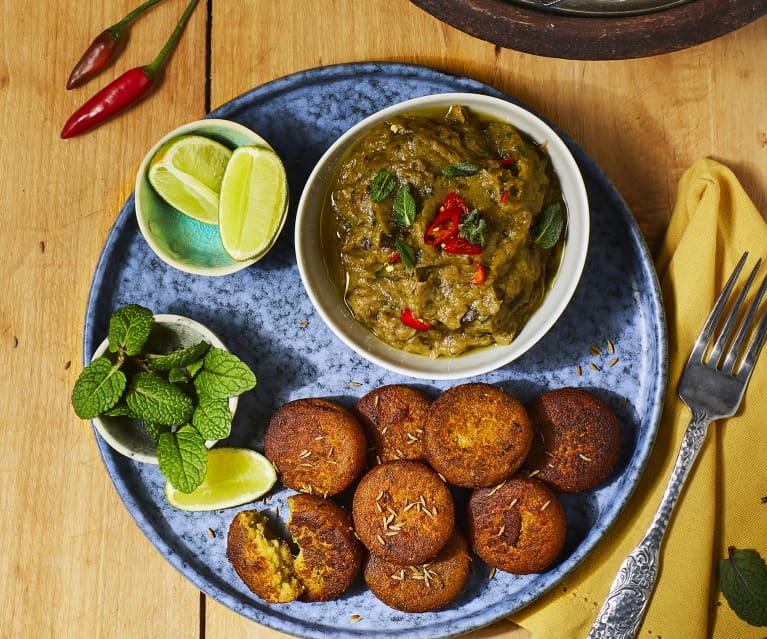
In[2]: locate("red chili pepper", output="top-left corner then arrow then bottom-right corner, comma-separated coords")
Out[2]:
61,0 -> 199,139
66,0 -> 165,90
500,155 -> 515,166
472,262 -> 486,285
499,188 -> 509,204
424,192 -> 469,245
400,308 -> 431,330
388,252 -> 401,263
442,236 -> 483,255
424,207 -> 461,245
442,192 -> 469,215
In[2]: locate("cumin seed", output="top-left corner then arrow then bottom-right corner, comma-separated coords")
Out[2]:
589,363 -> 601,372
609,357 -> 619,368
299,449 -> 312,458
607,338 -> 615,354
540,500 -> 551,511
528,469 -> 540,478
376,534 -> 385,546
589,345 -> 601,357
488,481 -> 506,496
579,454 -> 592,462
576,364 -> 582,376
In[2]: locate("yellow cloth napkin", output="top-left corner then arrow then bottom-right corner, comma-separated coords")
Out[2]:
511,158 -> 767,638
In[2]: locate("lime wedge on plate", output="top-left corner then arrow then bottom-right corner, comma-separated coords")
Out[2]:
218,145 -> 289,261
148,134 -> 232,225
165,447 -> 277,511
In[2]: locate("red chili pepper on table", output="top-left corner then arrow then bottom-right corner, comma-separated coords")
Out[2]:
66,0 -> 165,90
60,0 -> 199,139
400,308 -> 431,330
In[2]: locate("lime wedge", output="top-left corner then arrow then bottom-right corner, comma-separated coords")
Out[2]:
148,134 -> 233,225
218,145 -> 288,261
165,447 -> 277,511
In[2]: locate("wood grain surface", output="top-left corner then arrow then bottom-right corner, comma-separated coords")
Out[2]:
2,1 -> 766,638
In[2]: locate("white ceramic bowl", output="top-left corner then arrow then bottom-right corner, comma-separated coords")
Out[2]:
295,93 -> 589,380
90,314 -> 237,464
135,118 -> 287,276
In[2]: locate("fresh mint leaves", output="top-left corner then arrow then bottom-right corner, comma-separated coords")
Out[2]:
71,357 -> 127,419
393,183 -> 417,228
71,304 -> 257,493
369,169 -> 397,203
532,203 -> 565,249
108,303 -> 153,356
719,546 -> 767,627
459,210 -> 487,248
442,161 -> 479,177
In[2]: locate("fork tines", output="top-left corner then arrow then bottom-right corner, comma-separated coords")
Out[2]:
691,251 -> 767,378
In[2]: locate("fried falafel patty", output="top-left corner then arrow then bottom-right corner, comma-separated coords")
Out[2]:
264,397 -> 367,496
352,460 -> 455,565
424,383 -> 533,488
364,529 -> 471,612
466,476 -> 566,574
354,384 -> 431,465
524,387 -> 621,493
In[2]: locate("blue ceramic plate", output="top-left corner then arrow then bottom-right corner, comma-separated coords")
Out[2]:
83,63 -> 667,639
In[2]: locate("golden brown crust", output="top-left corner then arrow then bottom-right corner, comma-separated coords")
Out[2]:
226,509 -> 304,603
524,387 -> 621,493
354,384 -> 430,465
264,398 -> 367,496
364,529 -> 471,612
352,460 -> 455,565
287,494 -> 365,602
423,383 -> 534,488
466,476 -> 566,574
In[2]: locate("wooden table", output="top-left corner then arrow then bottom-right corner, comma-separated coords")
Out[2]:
3,1 -> 766,637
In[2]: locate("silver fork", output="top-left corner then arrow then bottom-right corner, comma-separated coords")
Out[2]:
586,251 -> 767,639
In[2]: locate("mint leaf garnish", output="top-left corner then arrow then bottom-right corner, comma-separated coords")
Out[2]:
157,427 -> 207,493
532,203 -> 564,249
393,183 -> 417,228
104,401 -> 138,418
459,209 -> 487,248
370,169 -> 397,203
442,161 -> 479,177
146,340 -> 210,371
719,546 -> 767,626
192,396 -> 232,440
108,304 -> 153,356
144,420 -> 171,440
126,372 -> 194,426
71,357 -> 127,419
194,347 -> 256,400
395,239 -> 416,271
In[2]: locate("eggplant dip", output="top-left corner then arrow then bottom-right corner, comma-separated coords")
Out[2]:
324,105 -> 566,358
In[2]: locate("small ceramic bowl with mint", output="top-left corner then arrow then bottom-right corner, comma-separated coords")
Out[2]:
135,118 -> 289,277
72,305 -> 256,493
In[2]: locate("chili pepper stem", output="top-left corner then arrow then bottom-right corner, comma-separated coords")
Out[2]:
144,0 -> 200,79
110,0 -> 166,35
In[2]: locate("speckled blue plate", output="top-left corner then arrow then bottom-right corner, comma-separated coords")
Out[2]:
83,62 -> 667,639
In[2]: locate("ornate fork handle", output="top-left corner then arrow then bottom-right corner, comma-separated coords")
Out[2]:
586,410 -> 710,639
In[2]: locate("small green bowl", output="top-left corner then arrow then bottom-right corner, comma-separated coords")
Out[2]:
135,119 -> 279,276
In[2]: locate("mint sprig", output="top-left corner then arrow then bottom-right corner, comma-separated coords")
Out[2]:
71,304 -> 257,494
719,546 -> 767,626
393,183 -> 417,228
532,203 -> 565,249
